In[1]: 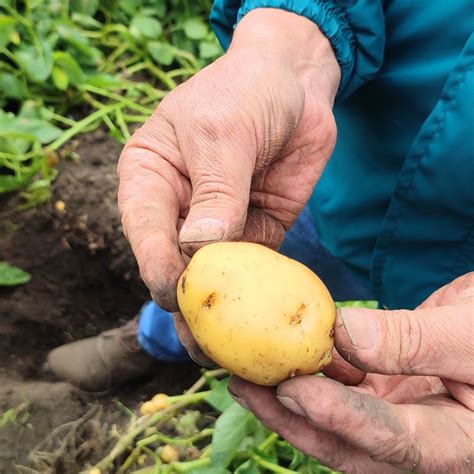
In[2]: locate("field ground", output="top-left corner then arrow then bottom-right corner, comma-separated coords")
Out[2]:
0,131 -> 199,472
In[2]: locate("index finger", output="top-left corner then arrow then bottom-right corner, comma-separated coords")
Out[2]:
118,123 -> 190,311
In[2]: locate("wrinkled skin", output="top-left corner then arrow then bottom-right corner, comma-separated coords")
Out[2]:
229,273 -> 474,473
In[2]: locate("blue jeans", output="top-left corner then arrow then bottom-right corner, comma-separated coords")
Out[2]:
138,208 -> 372,362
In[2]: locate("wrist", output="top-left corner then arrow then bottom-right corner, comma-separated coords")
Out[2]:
229,8 -> 341,105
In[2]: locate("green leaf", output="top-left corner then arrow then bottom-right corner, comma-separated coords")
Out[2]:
0,110 -> 62,144
234,459 -> 259,474
288,446 -> 306,469
52,66 -> 69,90
211,403 -> 253,468
190,468 -> 230,474
70,0 -> 99,16
0,73 -> 27,99
15,43 -> 54,82
335,300 -> 379,309
199,41 -> 222,59
0,262 -> 31,286
147,41 -> 175,66
85,73 -> 123,89
0,174 -> 32,193
206,376 -> 233,412
53,51 -> 85,85
71,13 -> 102,29
0,15 -> 17,49
55,22 -> 102,65
183,17 -> 208,40
130,16 -> 163,40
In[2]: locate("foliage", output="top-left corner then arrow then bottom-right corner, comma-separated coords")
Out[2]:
91,370 -> 340,473
0,260 -> 31,286
335,300 -> 378,309
0,0 -> 222,206
0,403 -> 29,429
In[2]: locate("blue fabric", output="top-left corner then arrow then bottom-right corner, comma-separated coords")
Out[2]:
138,207 -> 372,361
210,0 -> 385,101
211,0 -> 474,309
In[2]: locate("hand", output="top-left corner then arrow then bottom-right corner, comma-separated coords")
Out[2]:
117,9 -> 340,361
229,273 -> 474,473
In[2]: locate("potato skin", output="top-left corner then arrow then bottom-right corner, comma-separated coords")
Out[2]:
177,242 -> 335,386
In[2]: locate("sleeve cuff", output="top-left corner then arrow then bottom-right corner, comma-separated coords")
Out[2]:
211,0 -> 356,100
237,1 -> 355,100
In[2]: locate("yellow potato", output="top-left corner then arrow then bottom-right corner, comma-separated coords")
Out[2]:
177,242 -> 336,386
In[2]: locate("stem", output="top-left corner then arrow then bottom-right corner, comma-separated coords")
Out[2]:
45,103 -> 124,152
119,446 -> 141,473
116,108 -> 131,140
137,428 -> 213,448
92,391 -> 209,471
170,456 -> 211,473
80,84 -> 154,115
259,432 -> 279,451
254,456 -> 297,473
122,114 -> 150,123
144,60 -> 176,90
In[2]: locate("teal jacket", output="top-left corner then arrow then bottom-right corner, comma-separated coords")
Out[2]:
210,0 -> 474,309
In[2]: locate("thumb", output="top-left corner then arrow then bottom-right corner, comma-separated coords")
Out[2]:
335,302 -> 474,384
177,121 -> 255,256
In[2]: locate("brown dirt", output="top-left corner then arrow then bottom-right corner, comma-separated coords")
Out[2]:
0,130 -> 199,473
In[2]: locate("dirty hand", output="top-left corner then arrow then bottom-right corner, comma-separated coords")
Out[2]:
117,10 -> 340,314
229,273 -> 474,473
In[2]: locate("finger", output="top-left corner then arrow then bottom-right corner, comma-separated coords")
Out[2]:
118,114 -> 191,310
335,302 -> 474,383
442,378 -> 474,410
118,136 -> 189,311
322,348 -> 366,385
172,312 -> 216,368
277,375 -> 474,472
418,272 -> 474,308
175,112 -> 256,256
228,377 -> 401,473
241,208 -> 285,250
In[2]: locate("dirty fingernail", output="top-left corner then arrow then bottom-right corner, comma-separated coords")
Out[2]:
276,395 -> 306,416
179,218 -> 225,244
228,387 -> 250,411
338,308 -> 379,350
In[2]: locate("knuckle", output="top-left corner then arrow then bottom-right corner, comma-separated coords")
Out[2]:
370,411 -> 421,469
370,434 -> 420,469
188,112 -> 237,146
396,313 -> 425,373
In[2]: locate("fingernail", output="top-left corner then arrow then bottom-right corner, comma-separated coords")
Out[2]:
179,218 -> 225,244
188,351 -> 218,369
276,396 -> 305,416
338,308 -> 378,350
228,386 -> 250,411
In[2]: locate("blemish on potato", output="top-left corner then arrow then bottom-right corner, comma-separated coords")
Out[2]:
290,303 -> 306,325
202,292 -> 216,309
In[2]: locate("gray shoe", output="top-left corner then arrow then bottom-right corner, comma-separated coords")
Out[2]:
47,318 -> 156,392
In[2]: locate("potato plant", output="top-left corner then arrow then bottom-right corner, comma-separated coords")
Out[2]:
0,0 -> 222,205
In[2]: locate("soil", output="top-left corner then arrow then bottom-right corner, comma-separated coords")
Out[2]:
0,130 -> 199,473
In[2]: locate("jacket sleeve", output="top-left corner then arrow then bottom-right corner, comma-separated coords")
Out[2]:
210,0 -> 386,101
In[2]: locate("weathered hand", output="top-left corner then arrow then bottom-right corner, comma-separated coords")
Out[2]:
118,9 -> 339,305
118,9 -> 340,364
229,273 -> 474,473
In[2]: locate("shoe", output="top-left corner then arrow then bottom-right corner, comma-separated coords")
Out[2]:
47,318 -> 156,392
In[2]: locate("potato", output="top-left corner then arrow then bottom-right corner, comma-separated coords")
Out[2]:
177,242 -> 336,386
